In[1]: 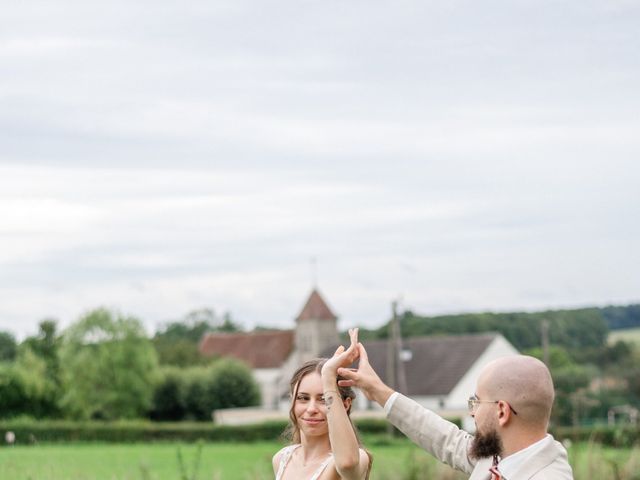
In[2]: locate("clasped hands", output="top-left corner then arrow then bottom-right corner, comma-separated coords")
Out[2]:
321,328 -> 387,404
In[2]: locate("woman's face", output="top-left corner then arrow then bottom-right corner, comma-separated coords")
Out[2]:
293,372 -> 329,439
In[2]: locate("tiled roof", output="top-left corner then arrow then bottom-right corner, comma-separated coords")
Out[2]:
199,330 -> 295,369
296,289 -> 337,321
321,333 -> 498,396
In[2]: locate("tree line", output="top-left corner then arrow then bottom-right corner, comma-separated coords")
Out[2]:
358,304 -> 640,427
2,303 -> 639,426
0,308 -> 258,421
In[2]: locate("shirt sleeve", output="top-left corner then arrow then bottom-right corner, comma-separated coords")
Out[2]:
383,391 -> 400,414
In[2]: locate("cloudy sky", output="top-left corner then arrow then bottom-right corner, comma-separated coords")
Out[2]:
1,0 -> 639,339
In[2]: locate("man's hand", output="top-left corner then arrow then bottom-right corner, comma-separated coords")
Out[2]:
337,342 -> 395,407
321,328 -> 360,378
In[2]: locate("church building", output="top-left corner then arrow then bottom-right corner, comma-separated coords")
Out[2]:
199,287 -> 519,426
199,288 -> 340,409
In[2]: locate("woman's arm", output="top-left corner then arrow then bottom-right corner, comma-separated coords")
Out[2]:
321,329 -> 370,480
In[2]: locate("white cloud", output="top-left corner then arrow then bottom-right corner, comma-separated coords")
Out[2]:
0,0 -> 639,339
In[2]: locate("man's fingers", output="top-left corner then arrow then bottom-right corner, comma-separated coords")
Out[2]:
337,379 -> 355,388
357,343 -> 370,365
333,345 -> 345,356
337,367 -> 357,380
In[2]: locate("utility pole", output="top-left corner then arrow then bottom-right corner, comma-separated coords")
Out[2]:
386,300 -> 399,435
386,301 -> 397,394
391,300 -> 408,395
541,319 -> 550,366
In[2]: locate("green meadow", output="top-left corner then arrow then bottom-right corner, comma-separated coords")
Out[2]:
0,440 -> 638,480
608,327 -> 640,347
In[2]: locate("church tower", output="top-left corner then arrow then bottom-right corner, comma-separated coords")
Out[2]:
294,288 -> 339,363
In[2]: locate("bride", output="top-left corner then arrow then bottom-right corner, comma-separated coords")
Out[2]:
272,328 -> 372,480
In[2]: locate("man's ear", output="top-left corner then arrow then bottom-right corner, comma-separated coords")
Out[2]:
497,401 -> 513,426
343,397 -> 353,412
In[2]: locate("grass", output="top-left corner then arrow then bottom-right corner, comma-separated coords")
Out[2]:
0,438 -> 637,480
608,327 -> 640,347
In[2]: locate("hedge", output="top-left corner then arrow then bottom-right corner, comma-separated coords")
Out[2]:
7,418 -> 634,447
0,418 -> 402,445
551,425 -> 640,447
0,420 -> 287,444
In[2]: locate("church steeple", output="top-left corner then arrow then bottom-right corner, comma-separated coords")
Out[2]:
296,288 -> 337,323
294,288 -> 339,363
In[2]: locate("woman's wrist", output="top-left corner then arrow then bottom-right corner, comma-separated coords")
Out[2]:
323,389 -> 340,397
321,363 -> 339,377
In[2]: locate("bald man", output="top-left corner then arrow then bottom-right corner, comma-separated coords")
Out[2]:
338,346 -> 574,480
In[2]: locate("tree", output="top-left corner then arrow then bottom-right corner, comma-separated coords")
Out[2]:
59,308 -> 159,420
208,359 -> 260,412
183,366 -> 213,420
550,363 -> 599,426
13,348 -> 60,418
9,320 -> 64,418
153,308 -> 241,366
0,331 -> 17,361
150,367 -> 187,421
0,363 -> 27,417
152,337 -> 208,367
21,320 -> 60,367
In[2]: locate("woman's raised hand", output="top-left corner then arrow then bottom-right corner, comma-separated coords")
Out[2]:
321,328 -> 360,377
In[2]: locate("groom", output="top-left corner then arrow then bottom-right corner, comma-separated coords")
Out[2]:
338,345 -> 574,480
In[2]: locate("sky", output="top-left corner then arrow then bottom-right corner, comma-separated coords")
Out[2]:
1,0 -> 639,340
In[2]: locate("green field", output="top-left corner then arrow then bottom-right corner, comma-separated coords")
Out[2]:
0,439 -> 464,480
0,440 -> 636,480
608,327 -> 640,346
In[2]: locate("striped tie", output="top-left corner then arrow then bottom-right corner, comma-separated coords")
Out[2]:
489,455 -> 502,480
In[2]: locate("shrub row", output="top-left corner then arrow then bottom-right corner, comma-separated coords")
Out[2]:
552,424 -> 640,447
0,420 -> 287,445
6,418 -> 631,447
0,418 -> 403,445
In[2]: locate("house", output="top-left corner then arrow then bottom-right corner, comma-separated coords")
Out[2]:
322,333 -> 519,430
200,288 -> 519,429
199,288 -> 339,409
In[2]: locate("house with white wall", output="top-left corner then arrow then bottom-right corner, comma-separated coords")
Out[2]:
200,288 -> 519,428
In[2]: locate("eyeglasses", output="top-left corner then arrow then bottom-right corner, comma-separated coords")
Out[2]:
468,394 -> 518,415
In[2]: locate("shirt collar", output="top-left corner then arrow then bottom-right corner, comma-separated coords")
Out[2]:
496,434 -> 553,479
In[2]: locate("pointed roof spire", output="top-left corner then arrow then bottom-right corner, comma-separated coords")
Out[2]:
296,289 -> 337,322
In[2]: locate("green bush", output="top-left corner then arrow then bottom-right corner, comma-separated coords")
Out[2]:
0,419 -> 288,444
183,367 -> 212,421
208,359 -> 261,411
552,424 -> 640,447
0,364 -> 28,417
0,417 -> 455,445
150,367 -> 187,421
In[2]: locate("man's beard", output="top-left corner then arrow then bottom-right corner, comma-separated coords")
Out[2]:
469,426 -> 504,460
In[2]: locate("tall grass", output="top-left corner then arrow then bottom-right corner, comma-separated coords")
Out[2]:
1,440 -> 638,479
569,441 -> 640,480
148,441 -> 640,480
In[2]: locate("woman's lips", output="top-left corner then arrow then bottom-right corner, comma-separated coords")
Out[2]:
303,418 -> 325,425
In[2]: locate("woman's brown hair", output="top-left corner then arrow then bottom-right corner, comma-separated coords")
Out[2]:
282,358 -> 372,478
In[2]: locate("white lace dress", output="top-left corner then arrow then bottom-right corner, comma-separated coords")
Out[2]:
275,444 -> 333,480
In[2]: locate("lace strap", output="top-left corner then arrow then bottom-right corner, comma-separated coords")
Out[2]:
309,454 -> 333,480
275,445 -> 300,480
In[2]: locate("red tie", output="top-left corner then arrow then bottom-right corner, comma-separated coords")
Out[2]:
489,455 -> 502,480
